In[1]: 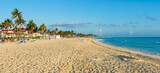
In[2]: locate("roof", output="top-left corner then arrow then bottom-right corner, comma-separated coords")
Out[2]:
21,28 -> 27,32
1,30 -> 15,33
2,30 -> 14,31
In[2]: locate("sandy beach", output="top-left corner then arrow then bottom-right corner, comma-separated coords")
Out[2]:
0,38 -> 160,73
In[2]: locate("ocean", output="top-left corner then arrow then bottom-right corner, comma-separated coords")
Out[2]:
97,37 -> 160,56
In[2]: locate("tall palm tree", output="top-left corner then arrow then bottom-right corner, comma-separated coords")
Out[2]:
12,8 -> 24,37
11,8 -> 22,19
15,16 -> 26,29
1,19 -> 12,38
15,16 -> 26,37
3,19 -> 12,34
27,20 -> 36,34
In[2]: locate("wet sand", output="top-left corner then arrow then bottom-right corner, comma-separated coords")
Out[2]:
0,38 -> 160,73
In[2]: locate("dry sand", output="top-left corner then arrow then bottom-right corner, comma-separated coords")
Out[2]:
0,38 -> 160,73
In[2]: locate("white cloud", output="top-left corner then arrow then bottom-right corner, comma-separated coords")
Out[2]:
49,22 -> 88,28
129,31 -> 134,35
95,28 -> 103,35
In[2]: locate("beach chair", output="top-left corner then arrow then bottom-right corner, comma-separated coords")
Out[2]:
8,39 -> 11,42
24,40 -> 26,43
14,39 -> 17,41
20,40 -> 23,43
31,40 -> 36,42
5,39 -> 7,42
1,39 -> 5,43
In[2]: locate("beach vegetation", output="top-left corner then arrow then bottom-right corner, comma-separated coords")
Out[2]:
39,24 -> 47,34
32,36 -> 40,39
26,20 -> 36,34
0,8 -> 98,40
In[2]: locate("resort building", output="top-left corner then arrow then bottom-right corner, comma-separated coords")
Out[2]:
32,32 -> 41,37
0,28 -> 52,38
0,30 -> 16,37
15,28 -> 29,37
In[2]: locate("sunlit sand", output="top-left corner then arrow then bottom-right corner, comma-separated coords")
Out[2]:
0,38 -> 160,72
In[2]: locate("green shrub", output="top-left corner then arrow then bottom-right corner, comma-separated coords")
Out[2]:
32,36 -> 40,39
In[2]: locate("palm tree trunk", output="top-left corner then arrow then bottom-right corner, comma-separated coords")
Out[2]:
2,28 -> 4,39
16,25 -> 18,38
7,27 -> 8,38
20,25 -> 21,38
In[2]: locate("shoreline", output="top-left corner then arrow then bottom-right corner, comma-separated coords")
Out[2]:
91,38 -> 160,64
98,39 -> 160,56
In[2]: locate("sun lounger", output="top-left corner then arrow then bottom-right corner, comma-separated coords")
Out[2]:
5,39 -> 7,42
20,40 -> 23,43
1,39 -> 5,42
31,40 -> 36,42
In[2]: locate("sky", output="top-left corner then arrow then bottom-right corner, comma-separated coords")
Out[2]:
0,0 -> 160,37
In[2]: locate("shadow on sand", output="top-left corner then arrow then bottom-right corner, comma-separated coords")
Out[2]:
118,55 -> 135,62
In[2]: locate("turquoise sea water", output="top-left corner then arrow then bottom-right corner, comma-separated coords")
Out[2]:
97,37 -> 160,56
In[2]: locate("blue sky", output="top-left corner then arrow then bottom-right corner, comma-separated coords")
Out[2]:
0,0 -> 160,37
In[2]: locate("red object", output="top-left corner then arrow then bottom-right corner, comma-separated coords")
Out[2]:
1,30 -> 15,33
21,28 -> 27,32
1,28 -> 27,33
2,30 -> 14,31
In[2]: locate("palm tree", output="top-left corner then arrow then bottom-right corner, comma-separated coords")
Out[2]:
0,23 -> 6,30
44,28 -> 47,33
12,8 -> 24,37
15,16 -> 26,29
39,24 -> 47,34
55,28 -> 58,34
0,23 -> 2,30
15,16 -> 26,37
3,19 -> 12,35
0,23 -> 3,38
47,30 -> 50,34
33,27 -> 38,33
12,24 -> 15,29
0,23 -> 5,38
13,26 -> 19,31
51,30 -> 55,35
11,8 -> 22,19
27,20 -> 36,34
58,30 -> 64,37
71,30 -> 74,37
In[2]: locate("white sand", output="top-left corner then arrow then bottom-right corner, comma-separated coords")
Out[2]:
0,38 -> 160,73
